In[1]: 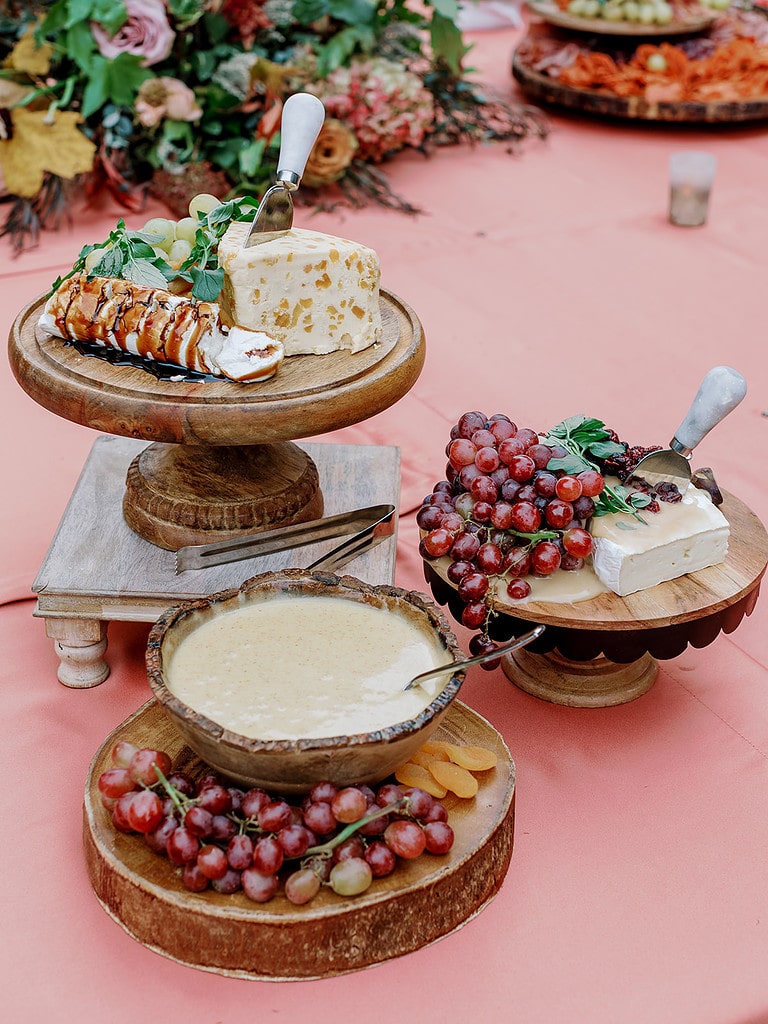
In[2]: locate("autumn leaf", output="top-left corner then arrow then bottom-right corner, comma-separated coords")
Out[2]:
3,26 -> 54,77
0,108 -> 96,198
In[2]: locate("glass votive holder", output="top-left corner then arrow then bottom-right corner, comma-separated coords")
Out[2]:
668,151 -> 717,227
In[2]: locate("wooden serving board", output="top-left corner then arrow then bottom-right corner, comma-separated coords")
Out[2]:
83,700 -> 516,980
424,491 -> 768,706
512,43 -> 768,123
431,492 -> 767,631
8,290 -> 424,445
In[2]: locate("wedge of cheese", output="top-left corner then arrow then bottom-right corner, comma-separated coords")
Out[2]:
218,223 -> 382,357
590,485 -> 729,596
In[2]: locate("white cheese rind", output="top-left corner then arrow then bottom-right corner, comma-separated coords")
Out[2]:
218,223 -> 382,357
590,486 -> 729,596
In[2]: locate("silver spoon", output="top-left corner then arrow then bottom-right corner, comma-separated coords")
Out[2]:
404,624 -> 545,691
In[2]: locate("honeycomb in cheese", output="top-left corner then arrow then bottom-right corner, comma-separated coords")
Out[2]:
590,484 -> 729,597
217,223 -> 382,357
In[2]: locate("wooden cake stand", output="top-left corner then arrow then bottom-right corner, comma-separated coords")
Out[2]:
9,291 -> 423,549
84,699 -> 516,979
423,491 -> 768,707
8,291 -> 423,685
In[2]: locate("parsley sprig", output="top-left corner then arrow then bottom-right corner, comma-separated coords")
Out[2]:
544,414 -> 652,521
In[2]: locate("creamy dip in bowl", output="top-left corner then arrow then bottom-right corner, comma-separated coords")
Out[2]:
146,570 -> 465,793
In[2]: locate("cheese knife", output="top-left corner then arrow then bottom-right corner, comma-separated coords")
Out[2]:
244,92 -> 325,246
631,366 -> 747,488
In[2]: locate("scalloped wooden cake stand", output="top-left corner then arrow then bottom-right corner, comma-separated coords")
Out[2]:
9,290 -> 423,549
423,492 -> 768,707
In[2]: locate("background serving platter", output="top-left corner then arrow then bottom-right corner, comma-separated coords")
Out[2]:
84,699 -> 516,980
526,0 -> 717,35
512,35 -> 768,122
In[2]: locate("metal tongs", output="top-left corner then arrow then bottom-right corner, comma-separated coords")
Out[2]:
175,503 -> 396,574
244,92 -> 325,246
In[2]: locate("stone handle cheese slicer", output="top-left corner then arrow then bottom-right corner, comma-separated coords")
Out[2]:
244,92 -> 325,246
631,366 -> 747,488
404,625 -> 546,691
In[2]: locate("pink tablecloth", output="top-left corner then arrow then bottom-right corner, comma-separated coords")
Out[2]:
2,26 -> 768,1024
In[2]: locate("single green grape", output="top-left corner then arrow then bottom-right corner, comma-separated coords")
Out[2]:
174,217 -> 199,245
168,238 -> 192,269
188,193 -> 221,220
84,246 -> 109,273
141,217 -> 176,252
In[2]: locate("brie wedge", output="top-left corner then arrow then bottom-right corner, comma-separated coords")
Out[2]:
590,486 -> 729,596
218,223 -> 383,357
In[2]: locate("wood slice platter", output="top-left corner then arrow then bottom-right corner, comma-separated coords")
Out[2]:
527,0 -> 716,35
423,491 -> 768,706
83,699 -> 516,979
8,290 -> 424,445
512,41 -> 768,123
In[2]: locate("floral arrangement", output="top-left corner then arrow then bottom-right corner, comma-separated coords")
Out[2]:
0,0 -> 548,252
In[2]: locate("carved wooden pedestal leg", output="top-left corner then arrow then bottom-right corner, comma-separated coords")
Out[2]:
502,647 -> 658,707
45,618 -> 109,688
123,441 -> 324,551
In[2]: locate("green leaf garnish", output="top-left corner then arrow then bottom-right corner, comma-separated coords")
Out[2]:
545,414 -> 649,523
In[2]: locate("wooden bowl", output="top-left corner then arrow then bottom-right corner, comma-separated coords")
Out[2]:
146,570 -> 465,793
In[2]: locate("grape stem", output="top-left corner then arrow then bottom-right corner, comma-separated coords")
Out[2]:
152,763 -> 188,816
303,797 -> 408,860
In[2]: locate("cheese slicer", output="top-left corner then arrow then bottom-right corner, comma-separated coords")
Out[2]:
631,366 -> 747,489
244,92 -> 325,246
403,624 -> 546,692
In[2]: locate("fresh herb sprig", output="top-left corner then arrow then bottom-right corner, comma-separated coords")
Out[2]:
49,219 -> 174,296
176,196 -> 259,302
544,414 -> 652,521
48,196 -> 260,302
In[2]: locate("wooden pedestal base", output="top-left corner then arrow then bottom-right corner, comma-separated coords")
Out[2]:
502,648 -> 658,707
123,441 -> 324,551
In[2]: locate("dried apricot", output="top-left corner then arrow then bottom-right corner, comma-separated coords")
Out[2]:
420,739 -> 455,757
428,761 -> 478,799
394,762 -> 448,798
409,748 -> 450,769
445,744 -> 497,772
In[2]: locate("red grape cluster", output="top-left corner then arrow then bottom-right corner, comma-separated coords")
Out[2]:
98,742 -> 455,904
417,410 -> 607,656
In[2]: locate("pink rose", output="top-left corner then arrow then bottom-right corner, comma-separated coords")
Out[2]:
135,77 -> 202,127
92,0 -> 175,67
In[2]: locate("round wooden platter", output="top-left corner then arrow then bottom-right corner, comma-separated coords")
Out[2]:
512,43 -> 768,123
8,290 -> 424,446
424,491 -> 768,706
83,699 -> 516,980
527,0 -> 717,36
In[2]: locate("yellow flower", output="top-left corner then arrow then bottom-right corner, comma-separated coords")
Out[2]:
302,119 -> 358,188
0,108 -> 96,199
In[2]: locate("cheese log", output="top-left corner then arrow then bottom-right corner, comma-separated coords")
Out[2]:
218,223 -> 383,356
590,485 -> 729,596
38,274 -> 284,383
